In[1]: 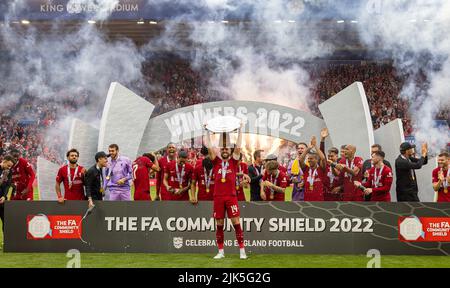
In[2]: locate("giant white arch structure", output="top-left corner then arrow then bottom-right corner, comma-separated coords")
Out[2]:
37,81 -> 434,201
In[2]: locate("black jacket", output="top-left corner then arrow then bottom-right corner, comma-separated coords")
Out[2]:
248,164 -> 263,201
395,154 -> 428,202
84,165 -> 104,200
0,166 -> 12,199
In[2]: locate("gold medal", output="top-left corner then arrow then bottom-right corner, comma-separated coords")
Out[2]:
221,178 -> 226,183
445,188 -> 448,194
106,176 -> 110,180
236,185 -> 240,190
99,187 -> 104,194
206,188 -> 210,193
309,184 -> 313,191
179,184 -> 183,189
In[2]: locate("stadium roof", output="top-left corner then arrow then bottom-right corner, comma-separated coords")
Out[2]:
1,0 -> 364,22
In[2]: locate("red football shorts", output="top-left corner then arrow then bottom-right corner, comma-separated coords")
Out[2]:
213,196 -> 240,219
134,190 -> 151,201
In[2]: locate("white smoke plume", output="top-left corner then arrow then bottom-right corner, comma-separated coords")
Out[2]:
357,0 -> 450,152
0,1 -> 148,162
149,0 -> 332,110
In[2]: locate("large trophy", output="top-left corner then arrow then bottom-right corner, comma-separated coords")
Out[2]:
205,115 -> 242,148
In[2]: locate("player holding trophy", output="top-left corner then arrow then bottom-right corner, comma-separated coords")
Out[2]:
204,116 -> 249,260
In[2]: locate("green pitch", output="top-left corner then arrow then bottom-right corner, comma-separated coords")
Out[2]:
0,187 -> 447,268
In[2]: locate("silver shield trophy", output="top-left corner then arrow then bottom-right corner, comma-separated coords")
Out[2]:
205,115 -> 242,148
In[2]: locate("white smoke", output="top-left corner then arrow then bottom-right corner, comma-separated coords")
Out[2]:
357,0 -> 450,151
149,0 -> 332,110
0,1 -> 148,162
1,23 -> 146,115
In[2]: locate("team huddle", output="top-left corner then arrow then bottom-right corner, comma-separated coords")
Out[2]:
0,126 -> 449,258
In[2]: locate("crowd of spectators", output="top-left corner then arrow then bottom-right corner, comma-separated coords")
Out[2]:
308,62 -> 414,133
1,58 -> 447,168
0,92 -> 89,168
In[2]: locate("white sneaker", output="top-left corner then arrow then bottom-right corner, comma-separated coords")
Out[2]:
214,253 -> 225,259
240,251 -> 248,259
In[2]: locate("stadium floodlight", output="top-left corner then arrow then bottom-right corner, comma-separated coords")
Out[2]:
288,20 -> 296,23
21,20 -> 30,25
423,19 -> 431,22
208,21 -> 215,24
221,20 -> 229,24
149,21 -> 158,25
137,19 -> 145,25
274,20 -> 282,23
351,20 -> 358,23
336,20 -> 345,24
88,20 -> 96,24
410,19 -> 417,23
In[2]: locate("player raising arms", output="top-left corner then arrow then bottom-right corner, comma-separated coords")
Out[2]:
297,136 -> 327,201
205,123 -> 249,260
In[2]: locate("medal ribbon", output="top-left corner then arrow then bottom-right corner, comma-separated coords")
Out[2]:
67,164 -> 79,189
235,165 -> 242,188
443,168 -> 449,190
204,168 -> 212,190
175,163 -> 185,186
106,158 -> 118,180
373,166 -> 384,188
345,159 -> 354,180
270,170 -> 279,194
221,161 -> 229,181
328,166 -> 335,185
308,168 -> 318,189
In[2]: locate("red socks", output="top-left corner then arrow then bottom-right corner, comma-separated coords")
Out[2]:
233,224 -> 245,249
216,223 -> 245,250
216,224 -> 224,250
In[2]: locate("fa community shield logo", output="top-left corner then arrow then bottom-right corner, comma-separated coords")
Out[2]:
399,216 -> 424,241
173,237 -> 183,249
28,214 -> 51,239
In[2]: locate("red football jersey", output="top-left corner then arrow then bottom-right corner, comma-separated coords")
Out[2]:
195,157 -> 204,168
132,156 -> 154,194
363,165 -> 393,202
262,170 -> 288,201
235,162 -> 248,201
338,156 -> 364,201
192,163 -> 214,201
302,166 -> 326,201
166,161 -> 193,201
212,157 -> 239,198
56,164 -> 85,200
432,167 -> 450,202
157,156 -> 176,200
11,158 -> 35,200
323,165 -> 342,201
279,165 -> 288,174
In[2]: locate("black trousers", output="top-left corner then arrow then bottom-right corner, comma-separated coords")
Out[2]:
0,203 -> 4,233
397,191 -> 420,202
250,192 -> 262,201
